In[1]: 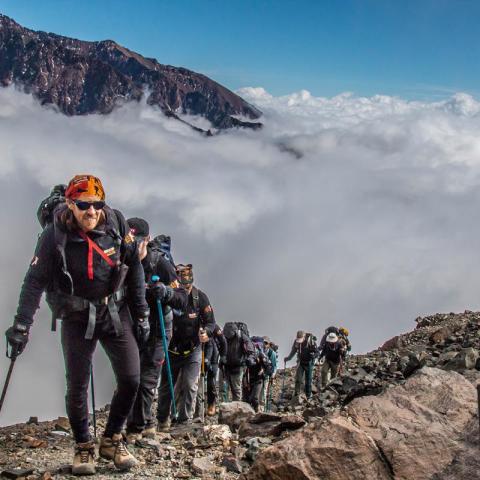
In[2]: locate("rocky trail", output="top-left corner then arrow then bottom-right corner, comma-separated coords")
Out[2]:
1,310 -> 480,479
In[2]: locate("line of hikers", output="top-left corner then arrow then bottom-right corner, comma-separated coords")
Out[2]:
284,326 -> 351,398
3,174 -> 287,476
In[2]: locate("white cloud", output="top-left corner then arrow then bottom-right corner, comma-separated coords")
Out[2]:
2,85 -> 480,425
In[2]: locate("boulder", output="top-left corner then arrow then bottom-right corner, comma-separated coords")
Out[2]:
243,415 -> 392,479
444,348 -> 478,371
245,367 -> 476,480
380,335 -> 404,351
429,326 -> 452,344
218,401 -> 255,431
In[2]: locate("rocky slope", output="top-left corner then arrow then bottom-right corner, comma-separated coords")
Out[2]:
1,310 -> 479,479
0,14 -> 262,133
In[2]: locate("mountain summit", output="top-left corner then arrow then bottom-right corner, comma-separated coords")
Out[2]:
0,14 -> 262,131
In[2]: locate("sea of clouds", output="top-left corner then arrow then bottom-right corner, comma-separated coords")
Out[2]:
1,85 -> 480,425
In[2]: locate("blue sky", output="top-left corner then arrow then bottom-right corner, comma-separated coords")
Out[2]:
1,0 -> 479,99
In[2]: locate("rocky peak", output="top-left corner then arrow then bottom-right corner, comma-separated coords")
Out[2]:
0,14 -> 262,132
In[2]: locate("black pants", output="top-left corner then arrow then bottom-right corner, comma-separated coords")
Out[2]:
207,363 -> 219,406
61,305 -> 140,443
248,377 -> 263,412
127,333 -> 169,433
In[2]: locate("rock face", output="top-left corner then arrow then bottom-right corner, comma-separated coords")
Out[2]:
245,368 -> 477,480
0,14 -> 262,131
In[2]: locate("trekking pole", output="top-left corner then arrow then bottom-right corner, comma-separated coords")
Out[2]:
0,343 -> 18,415
90,365 -> 97,438
151,275 -> 177,419
261,380 -> 266,412
280,361 -> 286,401
200,342 -> 206,422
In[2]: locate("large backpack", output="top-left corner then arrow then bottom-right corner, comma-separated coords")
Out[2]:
148,235 -> 175,269
224,322 -> 254,368
299,332 -> 318,364
37,184 -> 67,228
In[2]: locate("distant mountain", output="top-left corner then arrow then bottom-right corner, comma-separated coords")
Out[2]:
0,14 -> 262,132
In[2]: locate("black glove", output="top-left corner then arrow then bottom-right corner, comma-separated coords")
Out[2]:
149,282 -> 173,302
135,316 -> 150,346
5,322 -> 30,357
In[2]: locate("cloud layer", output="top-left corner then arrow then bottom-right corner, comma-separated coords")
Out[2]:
2,85 -> 480,425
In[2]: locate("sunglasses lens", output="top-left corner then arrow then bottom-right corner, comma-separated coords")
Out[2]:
75,201 -> 90,211
75,201 -> 105,210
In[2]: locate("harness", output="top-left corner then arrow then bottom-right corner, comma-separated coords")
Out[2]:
47,206 -> 130,340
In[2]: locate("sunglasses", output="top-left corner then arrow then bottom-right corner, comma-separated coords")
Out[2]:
74,200 -> 105,211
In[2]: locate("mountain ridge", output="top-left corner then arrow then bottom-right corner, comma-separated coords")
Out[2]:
0,14 -> 262,132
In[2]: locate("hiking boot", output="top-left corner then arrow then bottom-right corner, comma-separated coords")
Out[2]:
207,403 -> 216,416
72,441 -> 96,476
156,418 -> 171,432
142,426 -> 156,439
99,433 -> 138,471
125,431 -> 142,445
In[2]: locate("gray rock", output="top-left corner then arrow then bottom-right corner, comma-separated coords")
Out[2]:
218,401 -> 255,432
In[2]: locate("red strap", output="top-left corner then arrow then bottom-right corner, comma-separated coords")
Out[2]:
78,230 -> 116,280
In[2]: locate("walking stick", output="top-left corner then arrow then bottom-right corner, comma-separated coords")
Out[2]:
280,361 -> 287,401
200,342 -> 206,422
152,275 -> 177,419
90,365 -> 97,438
0,343 -> 18,415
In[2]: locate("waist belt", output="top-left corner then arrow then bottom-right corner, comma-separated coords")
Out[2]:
169,344 -> 199,357
48,288 -> 127,340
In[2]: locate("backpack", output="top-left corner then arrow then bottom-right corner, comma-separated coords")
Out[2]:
37,184 -> 67,228
299,333 -> 318,364
148,235 -> 175,269
224,322 -> 254,368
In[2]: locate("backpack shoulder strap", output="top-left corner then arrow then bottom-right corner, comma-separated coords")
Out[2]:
191,286 -> 200,313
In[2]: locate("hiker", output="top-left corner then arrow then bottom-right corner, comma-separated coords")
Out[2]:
263,337 -> 277,409
319,325 -> 340,350
203,324 -> 227,416
156,264 -> 215,430
221,322 -> 256,401
318,332 -> 346,388
5,175 -> 149,475
244,336 -> 273,412
125,218 -> 187,443
284,331 -> 317,398
338,326 -> 352,358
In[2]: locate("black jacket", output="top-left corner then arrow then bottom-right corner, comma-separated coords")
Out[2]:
15,207 -> 147,326
204,324 -> 227,365
142,248 -> 187,337
169,287 -> 215,354
319,340 -> 345,364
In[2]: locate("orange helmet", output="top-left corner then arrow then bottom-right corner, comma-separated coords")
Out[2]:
339,327 -> 349,336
